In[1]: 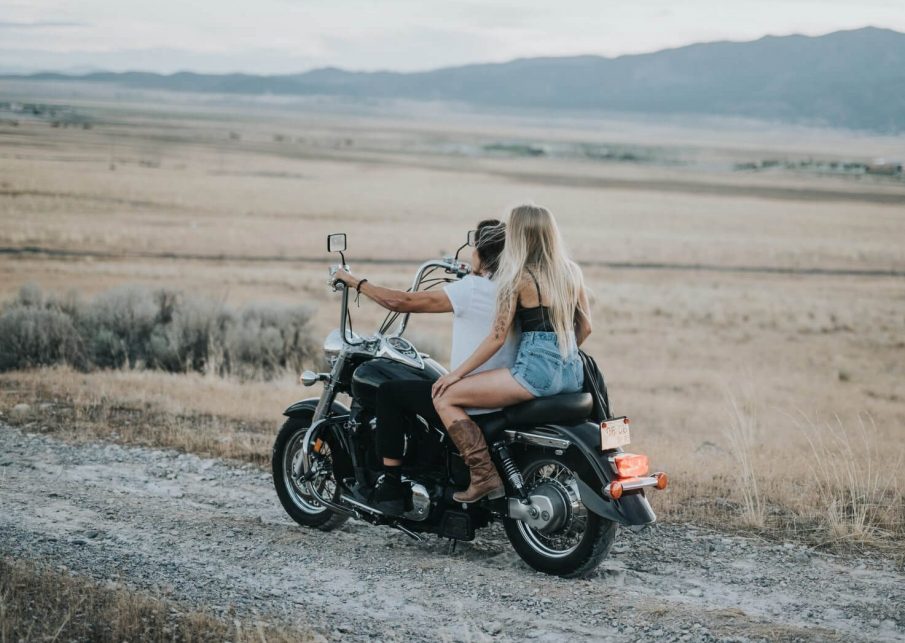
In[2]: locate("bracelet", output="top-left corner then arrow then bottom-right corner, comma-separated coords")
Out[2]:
356,279 -> 368,293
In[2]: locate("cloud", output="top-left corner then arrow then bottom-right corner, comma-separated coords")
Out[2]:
0,21 -> 86,29
1,0 -> 904,74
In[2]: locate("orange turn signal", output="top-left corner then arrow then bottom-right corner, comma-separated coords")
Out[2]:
608,481 -> 624,500
613,453 -> 649,478
654,472 -> 669,490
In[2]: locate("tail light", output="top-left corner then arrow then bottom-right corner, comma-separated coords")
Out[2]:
612,453 -> 649,478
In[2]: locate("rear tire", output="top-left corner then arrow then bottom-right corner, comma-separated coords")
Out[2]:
272,414 -> 348,531
504,451 -> 617,578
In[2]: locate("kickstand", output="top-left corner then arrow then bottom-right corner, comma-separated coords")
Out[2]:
447,538 -> 458,555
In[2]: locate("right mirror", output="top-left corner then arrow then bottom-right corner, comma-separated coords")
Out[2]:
327,233 -> 347,253
467,229 -> 478,247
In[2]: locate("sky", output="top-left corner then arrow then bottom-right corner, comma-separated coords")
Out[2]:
1,0 -> 904,74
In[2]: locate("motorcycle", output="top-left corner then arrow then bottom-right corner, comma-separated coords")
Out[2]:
272,232 -> 668,578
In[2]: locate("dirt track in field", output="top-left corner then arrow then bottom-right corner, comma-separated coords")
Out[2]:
1,424 -> 902,642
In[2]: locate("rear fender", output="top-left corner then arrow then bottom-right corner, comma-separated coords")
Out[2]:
520,421 -> 657,527
283,397 -> 351,419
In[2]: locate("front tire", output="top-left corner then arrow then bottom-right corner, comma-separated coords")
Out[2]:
504,452 -> 617,578
272,414 -> 348,531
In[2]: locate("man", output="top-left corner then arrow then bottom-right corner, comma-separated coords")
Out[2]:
333,219 -> 518,514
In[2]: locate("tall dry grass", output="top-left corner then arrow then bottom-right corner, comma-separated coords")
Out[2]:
722,390 -> 765,528
0,367 -> 302,465
0,557 -> 318,642
795,413 -> 902,545
645,384 -> 903,554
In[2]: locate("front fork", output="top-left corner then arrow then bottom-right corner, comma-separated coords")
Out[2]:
292,353 -> 346,480
312,353 -> 346,423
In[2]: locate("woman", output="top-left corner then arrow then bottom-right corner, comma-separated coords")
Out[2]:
432,204 -> 592,503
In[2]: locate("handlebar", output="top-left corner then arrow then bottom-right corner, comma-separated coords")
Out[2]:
392,257 -> 469,337
329,257 -> 469,346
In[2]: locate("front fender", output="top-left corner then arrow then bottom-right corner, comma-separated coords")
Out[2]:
283,397 -> 351,419
533,421 -> 657,527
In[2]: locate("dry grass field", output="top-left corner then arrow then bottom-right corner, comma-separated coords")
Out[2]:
0,556 -> 317,642
2,80 -> 904,553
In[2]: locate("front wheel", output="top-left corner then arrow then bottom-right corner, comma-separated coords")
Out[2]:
272,414 -> 348,531
504,452 -> 617,578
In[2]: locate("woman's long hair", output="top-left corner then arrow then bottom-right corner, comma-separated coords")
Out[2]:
494,204 -> 585,356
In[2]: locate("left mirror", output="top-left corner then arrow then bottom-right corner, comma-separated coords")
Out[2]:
327,233 -> 347,253
467,229 -> 478,247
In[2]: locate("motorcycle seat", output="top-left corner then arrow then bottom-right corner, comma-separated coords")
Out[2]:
472,392 -> 594,443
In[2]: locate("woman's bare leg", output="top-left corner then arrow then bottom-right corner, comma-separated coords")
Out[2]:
433,368 -> 533,502
433,368 -> 534,429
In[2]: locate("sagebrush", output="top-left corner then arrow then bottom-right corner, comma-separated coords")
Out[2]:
0,284 -> 317,380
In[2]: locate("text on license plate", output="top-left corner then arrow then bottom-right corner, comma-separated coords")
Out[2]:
600,417 -> 631,450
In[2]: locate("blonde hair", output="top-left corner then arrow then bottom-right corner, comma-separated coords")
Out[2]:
495,204 -> 585,356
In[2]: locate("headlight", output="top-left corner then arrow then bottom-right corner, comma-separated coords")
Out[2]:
323,329 -> 343,361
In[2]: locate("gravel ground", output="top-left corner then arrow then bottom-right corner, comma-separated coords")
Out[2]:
1,424 -> 902,642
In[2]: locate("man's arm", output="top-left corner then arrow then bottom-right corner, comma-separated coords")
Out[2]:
334,269 -> 453,313
360,282 -> 453,313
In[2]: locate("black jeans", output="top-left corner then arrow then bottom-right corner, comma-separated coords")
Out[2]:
376,379 -> 443,460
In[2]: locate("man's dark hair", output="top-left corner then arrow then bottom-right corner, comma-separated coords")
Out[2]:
475,218 -> 506,277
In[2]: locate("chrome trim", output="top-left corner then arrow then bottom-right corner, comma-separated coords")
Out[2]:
508,494 -> 558,531
394,523 -> 425,542
402,480 -> 431,522
340,494 -> 385,515
504,430 -> 571,450
335,494 -> 425,541
312,352 -> 346,421
282,428 -> 330,516
297,418 -> 330,477
602,474 -> 664,498
294,422 -> 356,518
300,370 -> 329,386
375,335 -> 424,369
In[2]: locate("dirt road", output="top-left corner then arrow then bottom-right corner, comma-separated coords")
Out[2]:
1,424 -> 902,642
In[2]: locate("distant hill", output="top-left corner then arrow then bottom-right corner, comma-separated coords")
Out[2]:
12,27 -> 905,132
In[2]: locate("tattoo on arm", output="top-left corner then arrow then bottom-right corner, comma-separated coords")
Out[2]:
493,296 -> 513,341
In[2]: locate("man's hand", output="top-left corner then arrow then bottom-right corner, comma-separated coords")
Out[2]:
334,268 -> 358,288
431,372 -> 462,399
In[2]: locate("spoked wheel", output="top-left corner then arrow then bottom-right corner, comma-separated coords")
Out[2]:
504,453 -> 616,578
272,415 -> 348,531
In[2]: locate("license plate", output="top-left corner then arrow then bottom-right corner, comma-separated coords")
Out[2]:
600,417 -> 631,450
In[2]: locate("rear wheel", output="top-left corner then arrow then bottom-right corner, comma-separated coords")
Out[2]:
272,414 -> 348,531
504,452 -> 616,578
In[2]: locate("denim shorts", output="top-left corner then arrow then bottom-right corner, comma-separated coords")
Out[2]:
510,332 -> 584,398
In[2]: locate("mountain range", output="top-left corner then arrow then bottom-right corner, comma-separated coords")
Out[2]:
11,27 -> 905,132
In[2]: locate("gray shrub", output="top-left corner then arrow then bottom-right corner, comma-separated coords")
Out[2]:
0,284 -> 317,380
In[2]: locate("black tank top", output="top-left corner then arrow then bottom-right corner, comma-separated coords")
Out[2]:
516,269 -> 556,333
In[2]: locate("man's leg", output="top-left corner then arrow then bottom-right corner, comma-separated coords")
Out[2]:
372,379 -> 438,514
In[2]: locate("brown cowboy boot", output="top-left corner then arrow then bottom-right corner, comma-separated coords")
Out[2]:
446,419 -> 505,503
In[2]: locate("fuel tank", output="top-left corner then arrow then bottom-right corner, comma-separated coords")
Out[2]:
351,357 -> 446,408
